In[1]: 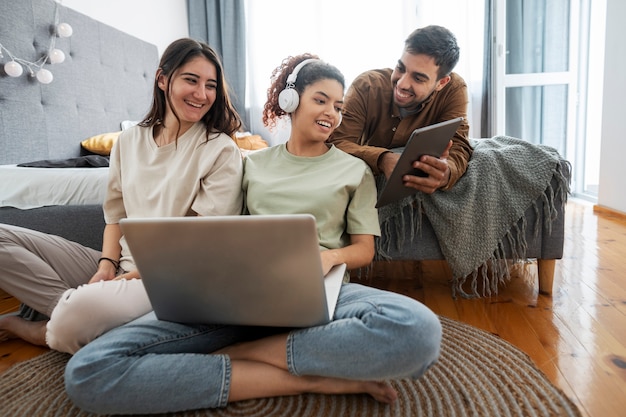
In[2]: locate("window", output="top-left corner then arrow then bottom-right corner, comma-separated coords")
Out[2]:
493,0 -> 600,200
244,0 -> 484,144
245,1 -> 600,200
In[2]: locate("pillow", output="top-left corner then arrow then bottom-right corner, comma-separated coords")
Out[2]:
121,120 -> 140,130
80,131 -> 122,156
81,131 -> 268,155
234,134 -> 268,150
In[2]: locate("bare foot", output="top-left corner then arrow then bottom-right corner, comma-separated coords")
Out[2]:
0,328 -> 17,342
222,336 -> 399,404
309,376 -> 398,404
363,380 -> 398,404
0,315 -> 47,346
229,359 -> 400,405
0,315 -> 17,342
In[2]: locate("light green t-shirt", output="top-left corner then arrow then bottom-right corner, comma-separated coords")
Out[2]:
243,144 -> 380,251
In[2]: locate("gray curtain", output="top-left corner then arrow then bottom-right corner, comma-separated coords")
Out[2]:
187,0 -> 248,129
481,0 -> 493,138
503,0 -> 569,151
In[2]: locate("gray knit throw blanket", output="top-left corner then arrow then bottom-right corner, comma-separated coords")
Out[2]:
376,136 -> 571,298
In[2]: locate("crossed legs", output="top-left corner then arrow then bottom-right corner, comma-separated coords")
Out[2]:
66,283 -> 442,414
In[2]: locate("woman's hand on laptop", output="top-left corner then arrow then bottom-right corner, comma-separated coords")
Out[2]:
320,250 -> 336,276
320,234 -> 375,275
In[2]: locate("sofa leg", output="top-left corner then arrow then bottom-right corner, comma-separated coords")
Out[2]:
537,259 -> 555,296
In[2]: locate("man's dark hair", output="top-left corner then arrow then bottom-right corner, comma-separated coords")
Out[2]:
404,25 -> 460,79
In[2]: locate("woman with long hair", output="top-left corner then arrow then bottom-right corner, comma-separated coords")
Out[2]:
0,38 -> 244,354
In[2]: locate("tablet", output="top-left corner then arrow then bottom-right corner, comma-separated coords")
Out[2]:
376,117 -> 464,208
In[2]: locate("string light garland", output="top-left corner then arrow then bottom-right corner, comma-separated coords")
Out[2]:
0,0 -> 73,84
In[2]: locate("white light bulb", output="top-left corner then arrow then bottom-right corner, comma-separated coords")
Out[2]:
36,68 -> 53,84
49,49 -> 65,64
4,61 -> 23,77
57,23 -> 73,38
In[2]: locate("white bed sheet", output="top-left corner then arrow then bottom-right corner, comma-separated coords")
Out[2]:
0,164 -> 109,209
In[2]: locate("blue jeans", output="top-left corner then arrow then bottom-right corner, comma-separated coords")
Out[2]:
65,283 -> 442,414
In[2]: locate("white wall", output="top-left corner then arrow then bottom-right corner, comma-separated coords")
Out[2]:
62,0 -> 189,55
597,0 -> 626,214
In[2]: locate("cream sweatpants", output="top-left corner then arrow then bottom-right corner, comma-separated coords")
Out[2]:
47,278 -> 151,354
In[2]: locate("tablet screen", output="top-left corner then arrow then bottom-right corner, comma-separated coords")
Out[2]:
376,117 -> 464,208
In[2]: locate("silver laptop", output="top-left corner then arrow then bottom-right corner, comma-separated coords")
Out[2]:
376,117 -> 464,208
119,214 -> 346,327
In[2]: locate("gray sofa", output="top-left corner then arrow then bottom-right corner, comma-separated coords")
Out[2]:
375,167 -> 568,296
1,0 -> 568,299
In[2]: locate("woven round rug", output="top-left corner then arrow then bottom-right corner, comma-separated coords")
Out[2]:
0,316 -> 581,417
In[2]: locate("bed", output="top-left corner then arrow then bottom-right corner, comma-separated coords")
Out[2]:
0,0 -> 159,250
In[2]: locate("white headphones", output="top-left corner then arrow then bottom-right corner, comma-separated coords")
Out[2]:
278,58 -> 318,113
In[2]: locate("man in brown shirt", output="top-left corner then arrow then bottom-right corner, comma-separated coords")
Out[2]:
328,25 -> 473,193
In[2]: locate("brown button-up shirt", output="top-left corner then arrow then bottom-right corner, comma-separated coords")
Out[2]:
328,69 -> 473,189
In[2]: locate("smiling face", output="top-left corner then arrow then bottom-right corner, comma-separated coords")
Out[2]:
290,78 -> 344,144
390,51 -> 451,112
158,55 -> 218,131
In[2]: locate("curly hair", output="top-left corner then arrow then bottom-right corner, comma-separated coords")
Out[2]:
139,38 -> 242,141
262,53 -> 345,130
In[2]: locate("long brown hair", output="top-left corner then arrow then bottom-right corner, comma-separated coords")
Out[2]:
139,38 -> 242,140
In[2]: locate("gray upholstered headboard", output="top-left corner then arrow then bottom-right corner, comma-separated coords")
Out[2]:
0,0 -> 159,165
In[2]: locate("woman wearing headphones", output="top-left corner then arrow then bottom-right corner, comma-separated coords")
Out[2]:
64,54 -> 442,414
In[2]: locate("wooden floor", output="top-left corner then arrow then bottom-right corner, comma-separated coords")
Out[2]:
1,198 -> 625,417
